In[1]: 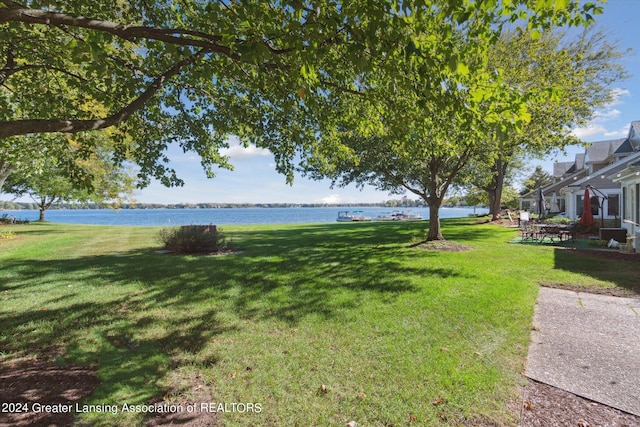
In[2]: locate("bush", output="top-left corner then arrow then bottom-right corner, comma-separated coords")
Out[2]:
0,228 -> 16,240
587,239 -> 608,248
157,225 -> 227,254
545,217 -> 573,225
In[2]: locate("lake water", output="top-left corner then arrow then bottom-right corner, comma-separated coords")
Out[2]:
3,206 -> 488,226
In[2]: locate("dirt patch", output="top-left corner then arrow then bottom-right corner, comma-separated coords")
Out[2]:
156,248 -> 243,257
410,240 -> 473,252
147,372 -> 220,427
571,247 -> 640,262
539,282 -> 640,299
520,379 -> 640,426
0,357 -> 220,427
0,357 -> 101,427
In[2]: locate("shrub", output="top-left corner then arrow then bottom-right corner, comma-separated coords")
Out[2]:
0,228 -> 15,240
545,217 -> 573,225
157,225 -> 227,254
587,239 -> 608,248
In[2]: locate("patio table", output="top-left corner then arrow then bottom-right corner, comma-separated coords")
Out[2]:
530,224 -> 570,243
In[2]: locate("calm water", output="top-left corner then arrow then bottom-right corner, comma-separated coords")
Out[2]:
4,206 -> 488,226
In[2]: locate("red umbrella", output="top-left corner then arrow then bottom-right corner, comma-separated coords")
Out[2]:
580,186 -> 594,226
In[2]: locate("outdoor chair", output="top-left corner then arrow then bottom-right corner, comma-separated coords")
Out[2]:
559,222 -> 577,243
519,220 -> 535,242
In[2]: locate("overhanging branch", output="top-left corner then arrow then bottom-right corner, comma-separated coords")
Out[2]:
0,50 -> 205,139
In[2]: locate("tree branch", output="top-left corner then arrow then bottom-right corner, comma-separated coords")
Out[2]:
0,50 -> 205,139
0,2 -> 298,60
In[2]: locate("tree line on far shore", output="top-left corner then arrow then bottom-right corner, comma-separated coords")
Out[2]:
0,198 -> 483,212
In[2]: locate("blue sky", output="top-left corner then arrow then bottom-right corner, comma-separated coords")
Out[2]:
132,0 -> 639,204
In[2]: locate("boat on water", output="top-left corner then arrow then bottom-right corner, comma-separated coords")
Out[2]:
376,210 -> 423,221
336,211 -> 372,222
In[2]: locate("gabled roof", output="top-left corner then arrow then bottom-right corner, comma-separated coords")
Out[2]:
521,169 -> 587,199
565,153 -> 585,174
553,161 -> 574,177
566,150 -> 640,191
613,138 -> 634,155
585,139 -> 626,164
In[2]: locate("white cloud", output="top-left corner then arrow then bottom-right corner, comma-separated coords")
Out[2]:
318,194 -> 342,204
594,108 -> 621,120
570,88 -> 632,140
220,136 -> 271,160
605,88 -> 630,107
604,125 -> 629,138
571,124 -> 606,139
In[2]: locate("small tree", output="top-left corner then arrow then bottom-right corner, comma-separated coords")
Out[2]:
5,135 -> 136,221
521,166 -> 555,195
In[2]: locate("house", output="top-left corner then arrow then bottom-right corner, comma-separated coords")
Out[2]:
520,121 -> 640,231
609,121 -> 640,250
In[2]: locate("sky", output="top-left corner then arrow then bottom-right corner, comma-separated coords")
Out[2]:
96,1 -> 640,205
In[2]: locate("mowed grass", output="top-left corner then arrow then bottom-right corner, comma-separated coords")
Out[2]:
1,219 -> 637,426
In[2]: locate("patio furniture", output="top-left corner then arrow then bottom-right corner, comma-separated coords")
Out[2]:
559,222 -> 577,243
519,220 -> 535,242
530,223 -> 572,243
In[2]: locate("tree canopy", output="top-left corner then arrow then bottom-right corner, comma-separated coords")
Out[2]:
460,26 -> 628,219
1,0 -> 604,190
4,132 -> 136,220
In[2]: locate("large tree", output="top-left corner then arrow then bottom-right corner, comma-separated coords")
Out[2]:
465,27 -> 628,220
301,30 -> 538,241
1,0 -> 604,191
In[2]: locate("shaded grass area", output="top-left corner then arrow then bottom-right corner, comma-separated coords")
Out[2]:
1,220 -> 638,425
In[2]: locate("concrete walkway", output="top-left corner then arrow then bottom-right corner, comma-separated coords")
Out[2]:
525,287 -> 640,416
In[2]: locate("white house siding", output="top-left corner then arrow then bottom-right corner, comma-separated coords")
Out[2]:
610,164 -> 640,250
561,150 -> 640,222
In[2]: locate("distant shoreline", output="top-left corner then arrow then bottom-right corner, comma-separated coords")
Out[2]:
1,202 -> 482,211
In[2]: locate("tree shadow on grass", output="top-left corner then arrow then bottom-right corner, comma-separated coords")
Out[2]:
0,222 -> 473,411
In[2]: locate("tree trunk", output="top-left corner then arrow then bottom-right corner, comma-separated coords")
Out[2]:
485,157 -> 507,221
36,196 -> 54,222
426,201 -> 444,241
0,161 -> 14,193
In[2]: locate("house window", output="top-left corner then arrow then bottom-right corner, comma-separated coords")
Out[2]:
634,184 -> 640,222
590,196 -> 599,215
607,194 -> 619,216
577,195 -> 583,216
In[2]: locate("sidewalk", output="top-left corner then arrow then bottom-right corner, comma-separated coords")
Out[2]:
525,287 -> 640,416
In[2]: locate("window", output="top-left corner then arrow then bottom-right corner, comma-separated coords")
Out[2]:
607,194 -> 619,216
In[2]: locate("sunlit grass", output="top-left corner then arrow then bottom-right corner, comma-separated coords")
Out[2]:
1,219 -> 637,425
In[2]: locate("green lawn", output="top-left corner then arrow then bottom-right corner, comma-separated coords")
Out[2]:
1,219 -> 637,426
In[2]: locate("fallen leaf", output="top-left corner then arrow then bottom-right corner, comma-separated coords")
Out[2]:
523,401 -> 533,410
408,414 -> 417,423
357,392 -> 366,399
577,420 -> 591,427
432,398 -> 444,406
